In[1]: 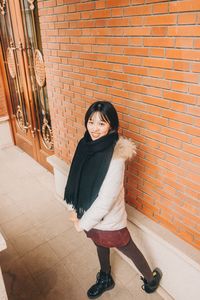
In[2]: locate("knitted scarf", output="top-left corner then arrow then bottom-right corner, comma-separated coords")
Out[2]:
64,131 -> 118,218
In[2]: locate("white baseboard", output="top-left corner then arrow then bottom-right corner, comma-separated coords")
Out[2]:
0,233 -> 8,300
0,117 -> 13,149
47,154 -> 200,300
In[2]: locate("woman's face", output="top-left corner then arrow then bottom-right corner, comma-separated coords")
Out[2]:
87,112 -> 110,141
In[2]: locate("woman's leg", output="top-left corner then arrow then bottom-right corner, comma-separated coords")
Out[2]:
117,238 -> 153,282
87,244 -> 114,299
96,244 -> 111,273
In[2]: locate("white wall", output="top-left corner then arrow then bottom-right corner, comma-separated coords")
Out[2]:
0,233 -> 8,300
0,117 -> 13,149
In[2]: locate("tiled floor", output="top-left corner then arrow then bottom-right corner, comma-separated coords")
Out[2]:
0,145 -> 164,300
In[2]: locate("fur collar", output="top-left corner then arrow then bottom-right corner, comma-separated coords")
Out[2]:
113,136 -> 137,160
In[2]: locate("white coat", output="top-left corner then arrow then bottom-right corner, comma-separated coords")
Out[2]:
79,137 -> 137,232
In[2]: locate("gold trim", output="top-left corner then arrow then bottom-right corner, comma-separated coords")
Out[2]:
27,0 -> 35,11
0,0 -> 6,16
6,47 -> 16,78
34,49 -> 46,87
16,105 -> 28,133
41,116 -> 54,150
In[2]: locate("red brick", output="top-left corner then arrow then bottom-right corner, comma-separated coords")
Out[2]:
151,27 -> 168,36
96,1 -> 105,10
168,26 -> 200,36
194,39 -> 200,48
142,77 -> 170,89
144,14 -> 177,26
76,2 -> 95,11
178,12 -> 197,24
171,81 -> 189,92
169,0 -> 200,13
143,57 -> 173,69
183,143 -> 199,156
165,70 -> 199,84
153,2 -> 169,14
107,0 -> 130,7
187,105 -> 200,117
124,27 -> 151,36
166,49 -> 200,61
166,137 -> 182,149
162,109 -> 194,124
192,62 -> 200,73
107,18 -> 129,27
129,16 -> 143,26
91,9 -> 111,19
164,90 -> 196,104
175,37 -> 194,48
173,61 -> 190,72
144,37 -> 174,47
143,95 -> 169,108
124,5 -> 151,16
183,124 -> 200,137
124,47 -> 149,56
150,48 -> 165,57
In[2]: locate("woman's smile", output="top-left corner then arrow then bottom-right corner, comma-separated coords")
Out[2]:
87,112 -> 110,141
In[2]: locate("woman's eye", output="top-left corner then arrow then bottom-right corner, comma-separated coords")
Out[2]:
100,122 -> 105,126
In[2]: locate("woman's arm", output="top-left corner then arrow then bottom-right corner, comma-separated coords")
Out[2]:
78,158 -> 125,231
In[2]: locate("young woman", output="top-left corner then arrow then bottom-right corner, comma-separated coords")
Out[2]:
64,101 -> 162,299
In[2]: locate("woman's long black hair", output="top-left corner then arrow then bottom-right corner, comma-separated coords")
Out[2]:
85,101 -> 119,132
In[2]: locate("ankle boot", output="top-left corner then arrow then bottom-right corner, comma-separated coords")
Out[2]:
141,268 -> 162,294
87,269 -> 115,299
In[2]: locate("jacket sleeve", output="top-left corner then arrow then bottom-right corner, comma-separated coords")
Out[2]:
79,158 -> 125,231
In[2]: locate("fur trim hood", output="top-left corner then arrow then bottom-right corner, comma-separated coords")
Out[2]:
113,136 -> 137,160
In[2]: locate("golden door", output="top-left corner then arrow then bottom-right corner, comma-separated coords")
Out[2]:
0,0 -> 54,171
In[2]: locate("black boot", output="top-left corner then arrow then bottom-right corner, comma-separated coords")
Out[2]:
141,268 -> 162,294
87,270 -> 115,299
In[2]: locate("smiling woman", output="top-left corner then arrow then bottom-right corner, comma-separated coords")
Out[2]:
63,101 -> 162,299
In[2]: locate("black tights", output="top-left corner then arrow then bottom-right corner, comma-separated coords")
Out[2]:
96,238 -> 153,282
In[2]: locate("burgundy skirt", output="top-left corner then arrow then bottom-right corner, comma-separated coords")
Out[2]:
85,227 -> 131,248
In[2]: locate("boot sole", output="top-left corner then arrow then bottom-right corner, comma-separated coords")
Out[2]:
145,267 -> 163,294
87,282 -> 115,299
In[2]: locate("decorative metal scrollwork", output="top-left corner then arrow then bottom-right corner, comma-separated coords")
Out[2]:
34,49 -> 46,87
0,0 -> 6,16
16,105 -> 28,133
28,0 -> 35,10
42,116 -> 54,150
6,47 -> 16,78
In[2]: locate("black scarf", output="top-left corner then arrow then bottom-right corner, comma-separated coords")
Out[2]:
64,131 -> 118,218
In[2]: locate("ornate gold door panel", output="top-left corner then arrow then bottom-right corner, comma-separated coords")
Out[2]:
0,0 -> 54,171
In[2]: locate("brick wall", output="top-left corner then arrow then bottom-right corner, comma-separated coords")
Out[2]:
0,70 -> 7,117
38,0 -> 200,249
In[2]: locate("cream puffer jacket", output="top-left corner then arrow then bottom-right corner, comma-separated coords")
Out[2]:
78,136 -> 137,232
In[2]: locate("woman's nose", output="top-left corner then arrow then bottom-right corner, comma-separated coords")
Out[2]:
92,124 -> 99,131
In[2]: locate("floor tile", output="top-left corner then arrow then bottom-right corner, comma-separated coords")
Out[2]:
20,242 -> 60,278
33,261 -> 88,300
2,258 -> 43,300
11,227 -> 47,257
1,214 -> 36,241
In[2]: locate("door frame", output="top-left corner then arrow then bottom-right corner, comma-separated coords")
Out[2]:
0,0 -> 54,171
0,42 -> 15,145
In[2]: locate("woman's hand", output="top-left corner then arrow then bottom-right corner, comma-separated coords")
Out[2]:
74,220 -> 83,232
69,211 -> 77,222
68,211 -> 83,232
